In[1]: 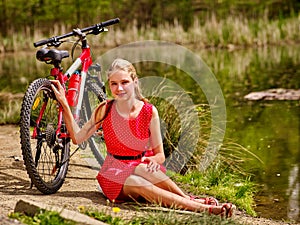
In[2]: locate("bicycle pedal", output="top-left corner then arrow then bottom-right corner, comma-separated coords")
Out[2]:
79,141 -> 87,150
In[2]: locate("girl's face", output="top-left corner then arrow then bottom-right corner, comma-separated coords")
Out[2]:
109,70 -> 137,101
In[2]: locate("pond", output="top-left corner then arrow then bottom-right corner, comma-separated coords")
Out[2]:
207,45 -> 299,222
204,45 -> 299,222
0,44 -> 299,222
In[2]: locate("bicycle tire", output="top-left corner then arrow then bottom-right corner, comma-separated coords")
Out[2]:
80,80 -> 106,168
20,78 -> 70,194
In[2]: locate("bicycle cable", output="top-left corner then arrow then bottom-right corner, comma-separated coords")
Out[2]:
71,39 -> 81,62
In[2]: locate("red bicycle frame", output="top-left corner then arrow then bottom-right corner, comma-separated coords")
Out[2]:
32,41 -> 93,139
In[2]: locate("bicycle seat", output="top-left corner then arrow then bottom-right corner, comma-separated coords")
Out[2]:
36,48 -> 69,62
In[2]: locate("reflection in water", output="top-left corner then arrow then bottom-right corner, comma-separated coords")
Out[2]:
287,164 -> 299,221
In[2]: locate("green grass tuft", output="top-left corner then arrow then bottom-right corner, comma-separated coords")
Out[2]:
171,161 -> 257,216
79,206 -> 243,225
9,210 -> 76,225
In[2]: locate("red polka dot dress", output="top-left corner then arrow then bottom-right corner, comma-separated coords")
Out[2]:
96,101 -> 165,202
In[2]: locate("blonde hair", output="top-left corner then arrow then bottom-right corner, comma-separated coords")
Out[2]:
107,58 -> 146,101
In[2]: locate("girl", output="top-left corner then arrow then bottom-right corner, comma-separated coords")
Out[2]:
51,58 -> 235,217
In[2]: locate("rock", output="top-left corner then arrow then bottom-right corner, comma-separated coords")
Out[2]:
244,88 -> 300,101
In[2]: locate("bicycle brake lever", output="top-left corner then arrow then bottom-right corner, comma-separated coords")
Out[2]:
45,36 -> 63,47
52,42 -> 62,47
90,25 -> 108,35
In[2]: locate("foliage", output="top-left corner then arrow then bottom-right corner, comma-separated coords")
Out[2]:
171,161 -> 257,216
9,210 -> 76,225
0,0 -> 299,38
79,206 -> 242,225
82,209 -> 124,225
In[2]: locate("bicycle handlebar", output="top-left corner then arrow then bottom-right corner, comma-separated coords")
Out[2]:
34,18 -> 120,47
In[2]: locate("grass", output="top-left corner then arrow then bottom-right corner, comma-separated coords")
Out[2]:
9,206 -> 243,225
78,206 -> 242,225
0,92 -> 22,124
0,14 -> 299,53
9,209 -> 76,225
112,15 -> 300,48
171,161 -> 257,216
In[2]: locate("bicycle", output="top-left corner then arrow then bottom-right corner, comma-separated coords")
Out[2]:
20,18 -> 120,194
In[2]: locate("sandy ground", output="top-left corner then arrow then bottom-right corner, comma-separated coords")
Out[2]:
0,125 -> 298,225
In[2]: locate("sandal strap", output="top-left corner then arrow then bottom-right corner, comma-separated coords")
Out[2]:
221,203 -> 235,218
208,197 -> 219,206
203,197 -> 210,204
189,195 -> 219,206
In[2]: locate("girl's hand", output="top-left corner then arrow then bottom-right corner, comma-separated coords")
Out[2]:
51,80 -> 67,105
141,157 -> 160,173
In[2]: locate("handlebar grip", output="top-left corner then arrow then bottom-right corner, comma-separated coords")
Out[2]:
101,18 -> 120,27
81,18 -> 120,33
34,39 -> 51,47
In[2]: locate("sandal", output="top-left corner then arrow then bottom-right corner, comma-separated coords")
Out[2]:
208,203 -> 235,218
190,195 -> 219,206
222,203 -> 236,218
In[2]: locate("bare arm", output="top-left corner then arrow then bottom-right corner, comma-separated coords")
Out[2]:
142,106 -> 165,166
51,80 -> 98,144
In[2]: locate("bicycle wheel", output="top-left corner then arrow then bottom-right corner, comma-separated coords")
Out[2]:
20,78 -> 70,194
79,80 -> 106,168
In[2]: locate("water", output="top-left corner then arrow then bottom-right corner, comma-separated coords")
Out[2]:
209,46 -> 300,222
0,45 -> 299,222
227,101 -> 299,221
213,45 -> 299,222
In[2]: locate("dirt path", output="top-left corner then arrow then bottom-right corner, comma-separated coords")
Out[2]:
0,125 -> 297,225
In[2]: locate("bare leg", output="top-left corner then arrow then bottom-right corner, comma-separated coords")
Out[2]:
134,164 -> 187,195
122,174 -> 225,215
134,164 -> 207,203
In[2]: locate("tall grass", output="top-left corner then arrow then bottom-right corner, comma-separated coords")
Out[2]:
0,93 -> 23,124
146,80 -> 258,215
0,14 -> 299,53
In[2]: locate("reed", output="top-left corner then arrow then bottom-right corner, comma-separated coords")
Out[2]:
0,93 -> 23,124
0,14 -> 299,53
85,14 -> 299,48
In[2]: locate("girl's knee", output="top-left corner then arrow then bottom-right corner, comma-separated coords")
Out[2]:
123,175 -> 152,200
124,174 -> 150,187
